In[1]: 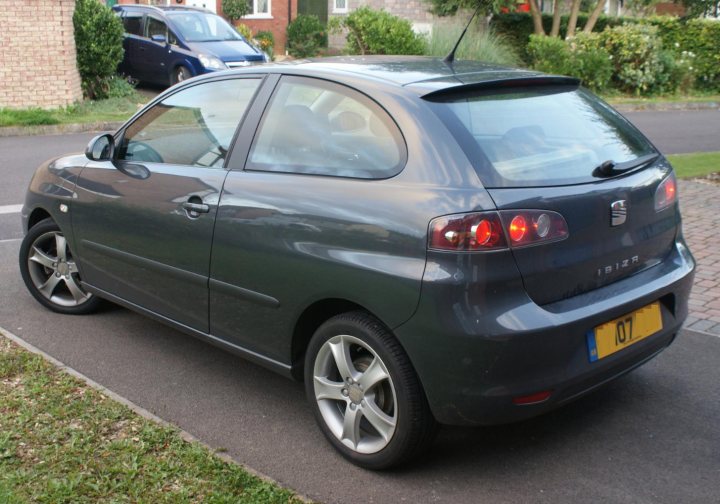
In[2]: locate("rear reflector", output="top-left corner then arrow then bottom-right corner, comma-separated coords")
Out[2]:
654,172 -> 677,212
512,390 -> 552,405
429,210 -> 568,252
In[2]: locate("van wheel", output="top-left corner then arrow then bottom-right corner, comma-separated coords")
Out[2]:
305,311 -> 437,469
172,66 -> 191,85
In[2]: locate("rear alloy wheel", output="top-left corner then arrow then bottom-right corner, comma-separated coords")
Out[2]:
305,312 -> 437,469
173,66 -> 191,85
19,218 -> 100,315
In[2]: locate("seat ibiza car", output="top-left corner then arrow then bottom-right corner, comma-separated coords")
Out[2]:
19,57 -> 694,469
113,4 -> 267,86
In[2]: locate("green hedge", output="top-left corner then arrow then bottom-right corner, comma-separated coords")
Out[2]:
491,13 -> 720,90
491,13 -> 625,62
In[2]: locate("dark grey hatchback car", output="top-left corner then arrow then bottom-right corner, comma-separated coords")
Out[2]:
20,57 -> 694,469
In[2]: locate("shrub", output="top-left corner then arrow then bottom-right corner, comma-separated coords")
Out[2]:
527,33 -> 612,92
566,32 -> 612,92
644,17 -> 720,91
425,19 -> 519,66
287,14 -> 327,58
255,30 -> 275,60
73,0 -> 124,99
332,7 -> 426,56
527,34 -> 569,75
601,24 -> 664,95
222,0 -> 249,22
106,76 -> 138,99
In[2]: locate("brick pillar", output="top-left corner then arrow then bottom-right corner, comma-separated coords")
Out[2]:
0,0 -> 84,109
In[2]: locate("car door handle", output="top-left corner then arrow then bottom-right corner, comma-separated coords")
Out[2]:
182,201 -> 210,213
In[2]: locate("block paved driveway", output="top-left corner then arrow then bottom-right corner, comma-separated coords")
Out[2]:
678,180 -> 720,335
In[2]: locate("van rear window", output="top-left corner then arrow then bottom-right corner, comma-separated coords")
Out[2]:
426,86 -> 656,188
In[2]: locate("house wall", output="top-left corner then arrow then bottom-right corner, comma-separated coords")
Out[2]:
327,0 -> 434,50
228,0 -> 298,55
0,0 -> 83,109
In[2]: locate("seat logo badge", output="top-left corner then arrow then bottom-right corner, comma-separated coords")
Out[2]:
611,200 -> 627,226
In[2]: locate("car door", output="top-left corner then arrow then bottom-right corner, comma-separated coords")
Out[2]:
72,76 -> 263,332
137,15 -> 172,85
118,9 -> 145,78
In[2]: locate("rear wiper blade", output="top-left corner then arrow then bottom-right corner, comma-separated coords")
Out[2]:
592,153 -> 659,178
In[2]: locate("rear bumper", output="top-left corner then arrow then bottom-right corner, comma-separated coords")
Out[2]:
394,239 -> 695,426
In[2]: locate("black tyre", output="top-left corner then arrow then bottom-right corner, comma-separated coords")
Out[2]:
305,311 -> 437,469
172,65 -> 191,85
19,218 -> 100,315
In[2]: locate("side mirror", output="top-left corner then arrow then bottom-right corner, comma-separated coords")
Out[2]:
85,133 -> 115,161
151,34 -> 167,43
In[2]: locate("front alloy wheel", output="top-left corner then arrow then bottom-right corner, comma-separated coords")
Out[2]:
19,218 -> 100,314
305,312 -> 436,469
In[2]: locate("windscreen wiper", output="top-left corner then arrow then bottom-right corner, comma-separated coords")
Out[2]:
592,153 -> 659,178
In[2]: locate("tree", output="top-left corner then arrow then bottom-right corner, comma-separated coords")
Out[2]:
424,0 -> 617,38
222,0 -> 250,22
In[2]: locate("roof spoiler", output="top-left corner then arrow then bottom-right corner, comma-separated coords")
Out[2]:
421,76 -> 581,100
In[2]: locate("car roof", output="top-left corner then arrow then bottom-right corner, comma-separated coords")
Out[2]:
225,56 -> 576,97
114,4 -> 209,14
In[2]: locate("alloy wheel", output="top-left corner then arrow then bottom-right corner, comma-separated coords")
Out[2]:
313,334 -> 397,454
26,231 -> 92,307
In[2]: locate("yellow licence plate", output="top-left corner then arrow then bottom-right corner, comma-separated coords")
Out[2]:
587,302 -> 663,362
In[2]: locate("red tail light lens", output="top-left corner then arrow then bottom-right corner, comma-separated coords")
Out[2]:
429,212 -> 507,251
508,215 -> 527,242
654,173 -> 677,212
429,210 -> 569,252
499,210 -> 569,249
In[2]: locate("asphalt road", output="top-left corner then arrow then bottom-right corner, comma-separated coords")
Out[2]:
1,110 -> 719,503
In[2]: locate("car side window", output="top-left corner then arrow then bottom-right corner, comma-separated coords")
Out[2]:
247,76 -> 406,179
145,16 -> 167,39
122,12 -> 143,36
117,78 -> 261,168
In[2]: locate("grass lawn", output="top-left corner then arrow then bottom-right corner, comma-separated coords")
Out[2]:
667,151 -> 720,179
0,336 -> 304,503
0,96 -> 143,127
604,93 -> 720,106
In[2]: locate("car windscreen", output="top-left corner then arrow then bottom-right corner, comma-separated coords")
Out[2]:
167,12 -> 242,42
426,85 -> 656,188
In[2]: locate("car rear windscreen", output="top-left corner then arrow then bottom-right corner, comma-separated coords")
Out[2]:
426,86 -> 656,188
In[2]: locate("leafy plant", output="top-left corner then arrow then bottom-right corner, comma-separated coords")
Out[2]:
106,76 -> 138,99
287,14 -> 327,58
235,22 -> 253,40
330,7 -> 426,56
222,0 -> 249,22
72,0 -> 124,99
255,30 -> 275,60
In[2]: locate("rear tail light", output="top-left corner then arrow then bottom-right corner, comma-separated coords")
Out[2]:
654,172 -> 677,212
429,213 -> 507,251
429,210 -> 568,252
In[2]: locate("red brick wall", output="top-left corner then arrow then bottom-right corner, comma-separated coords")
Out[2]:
224,0 -> 297,55
0,0 -> 83,109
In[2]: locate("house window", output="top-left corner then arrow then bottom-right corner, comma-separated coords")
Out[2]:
245,0 -> 271,17
333,0 -> 348,13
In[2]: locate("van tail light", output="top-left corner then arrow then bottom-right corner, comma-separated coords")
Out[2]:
654,172 -> 677,212
429,210 -> 568,252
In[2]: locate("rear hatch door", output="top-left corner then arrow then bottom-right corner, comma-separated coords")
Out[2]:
425,81 -> 680,305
